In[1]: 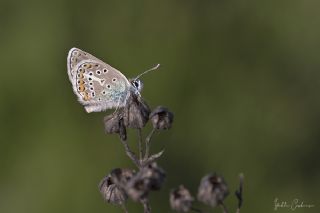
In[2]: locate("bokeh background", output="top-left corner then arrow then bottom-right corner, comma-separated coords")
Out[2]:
0,0 -> 319,212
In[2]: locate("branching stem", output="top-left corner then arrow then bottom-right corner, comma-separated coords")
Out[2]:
144,128 -> 156,160
120,139 -> 140,168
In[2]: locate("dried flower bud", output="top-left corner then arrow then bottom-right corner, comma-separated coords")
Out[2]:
104,114 -> 127,140
126,163 -> 166,201
149,106 -> 174,130
123,94 -> 150,129
170,185 -> 194,212
125,174 -> 148,201
144,162 -> 166,191
110,168 -> 135,186
99,173 -> 128,205
197,173 -> 229,207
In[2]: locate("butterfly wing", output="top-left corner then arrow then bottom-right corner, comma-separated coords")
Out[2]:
67,48 -> 132,113
67,47 -> 104,81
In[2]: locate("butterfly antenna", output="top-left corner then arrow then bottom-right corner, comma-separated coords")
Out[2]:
134,64 -> 160,80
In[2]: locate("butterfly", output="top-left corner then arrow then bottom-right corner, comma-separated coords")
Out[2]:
67,47 -> 159,113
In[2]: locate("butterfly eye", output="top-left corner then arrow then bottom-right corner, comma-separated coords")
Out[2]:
91,92 -> 95,97
89,72 -> 93,76
133,80 -> 140,88
89,82 -> 93,85
89,78 -> 92,81
107,85 -> 111,89
102,91 -> 106,95
96,70 -> 101,75
112,78 -> 117,82
132,79 -> 143,91
90,87 -> 94,91
103,69 -> 108,73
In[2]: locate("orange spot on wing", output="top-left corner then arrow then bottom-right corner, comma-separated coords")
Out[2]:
79,84 -> 85,92
83,92 -> 90,101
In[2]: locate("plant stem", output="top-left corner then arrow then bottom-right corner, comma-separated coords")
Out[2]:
219,202 -> 229,213
141,199 -> 151,213
144,128 -> 156,160
235,173 -> 244,213
121,204 -> 128,213
120,138 -> 140,168
138,129 -> 143,162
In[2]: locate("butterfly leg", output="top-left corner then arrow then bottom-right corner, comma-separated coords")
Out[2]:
111,97 -> 122,117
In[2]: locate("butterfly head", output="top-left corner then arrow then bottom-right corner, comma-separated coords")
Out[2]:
130,78 -> 144,94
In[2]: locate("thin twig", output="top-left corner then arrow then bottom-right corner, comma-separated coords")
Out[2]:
138,129 -> 143,162
219,201 -> 229,213
236,207 -> 240,213
142,149 -> 164,166
141,199 -> 151,213
121,203 -> 128,213
144,128 -> 156,160
120,138 -> 140,168
235,173 -> 244,213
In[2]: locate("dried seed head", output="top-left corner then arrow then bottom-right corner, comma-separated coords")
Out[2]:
144,162 -> 166,191
197,173 -> 229,207
110,168 -> 135,186
126,163 -> 166,201
104,114 -> 127,140
123,94 -> 150,129
170,185 -> 194,212
149,106 -> 174,130
99,173 -> 128,205
125,174 -> 148,201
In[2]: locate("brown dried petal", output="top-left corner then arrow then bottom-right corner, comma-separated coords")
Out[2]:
197,173 -> 229,207
99,174 -> 128,205
170,185 -> 194,212
104,114 -> 127,140
123,94 -> 150,129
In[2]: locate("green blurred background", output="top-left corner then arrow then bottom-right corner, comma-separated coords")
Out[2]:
0,0 -> 319,212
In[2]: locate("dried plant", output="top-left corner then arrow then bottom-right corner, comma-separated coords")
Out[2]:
100,93 -> 171,213
170,173 -> 244,213
99,92 -> 244,213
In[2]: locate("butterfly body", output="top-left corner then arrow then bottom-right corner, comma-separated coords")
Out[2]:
67,48 -> 141,113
